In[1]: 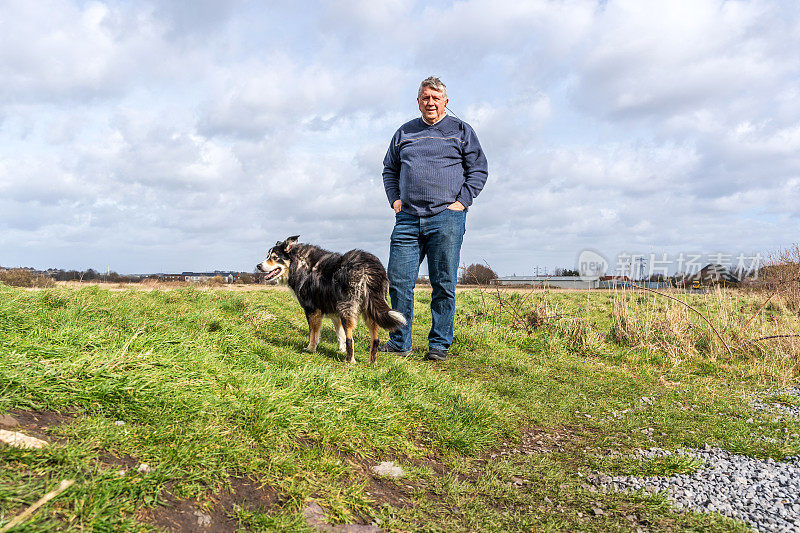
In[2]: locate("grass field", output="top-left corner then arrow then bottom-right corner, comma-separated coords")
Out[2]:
1,283 -> 799,531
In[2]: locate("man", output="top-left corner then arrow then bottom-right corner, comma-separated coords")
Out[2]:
380,76 -> 488,361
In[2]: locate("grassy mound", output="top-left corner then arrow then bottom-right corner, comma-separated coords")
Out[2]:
1,284 -> 797,531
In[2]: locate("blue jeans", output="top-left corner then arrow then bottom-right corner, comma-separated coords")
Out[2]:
387,208 -> 466,352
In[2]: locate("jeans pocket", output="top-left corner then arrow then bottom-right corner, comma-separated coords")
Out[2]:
448,208 -> 467,220
395,211 -> 415,225
451,208 -> 467,234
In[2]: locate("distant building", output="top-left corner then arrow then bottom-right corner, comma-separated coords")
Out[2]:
182,272 -> 208,283
600,275 -> 631,282
691,264 -> 739,284
491,274 -> 672,290
163,271 -> 240,283
597,277 -> 670,289
493,276 -> 599,289
598,275 -> 632,289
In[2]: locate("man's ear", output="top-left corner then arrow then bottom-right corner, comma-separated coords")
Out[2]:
284,235 -> 300,252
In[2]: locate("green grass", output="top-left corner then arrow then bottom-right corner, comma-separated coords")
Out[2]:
769,393 -> 800,408
590,453 -> 704,479
0,283 -> 797,531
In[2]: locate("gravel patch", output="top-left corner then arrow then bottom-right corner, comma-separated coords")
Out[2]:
590,447 -> 800,532
750,388 -> 800,419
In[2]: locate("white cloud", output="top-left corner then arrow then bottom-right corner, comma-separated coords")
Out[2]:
1,2 -> 141,101
198,57 -> 406,139
0,0 -> 798,274
566,0 -> 800,145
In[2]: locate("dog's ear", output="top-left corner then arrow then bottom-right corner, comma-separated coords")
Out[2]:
284,235 -> 300,252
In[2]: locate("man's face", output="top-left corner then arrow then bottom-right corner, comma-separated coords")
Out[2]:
418,87 -> 448,123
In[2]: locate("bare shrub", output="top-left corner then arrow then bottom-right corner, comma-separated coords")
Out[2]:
466,276 -> 577,337
462,264 -> 497,285
466,282 -> 609,355
756,243 -> 800,312
0,268 -> 55,288
503,290 -> 555,335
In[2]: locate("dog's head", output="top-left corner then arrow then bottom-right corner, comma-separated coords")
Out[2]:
256,235 -> 299,281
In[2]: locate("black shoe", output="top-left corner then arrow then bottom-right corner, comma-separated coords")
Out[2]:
425,347 -> 447,361
377,342 -> 412,357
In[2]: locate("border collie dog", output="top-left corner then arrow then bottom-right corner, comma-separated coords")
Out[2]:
257,236 -> 405,363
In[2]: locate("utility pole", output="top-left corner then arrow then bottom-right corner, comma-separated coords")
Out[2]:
634,257 -> 647,281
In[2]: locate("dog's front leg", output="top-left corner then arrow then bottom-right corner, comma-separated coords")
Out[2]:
305,310 -> 322,352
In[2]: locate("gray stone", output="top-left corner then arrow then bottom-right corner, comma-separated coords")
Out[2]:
371,461 -> 404,479
0,414 -> 19,427
193,510 -> 212,528
303,501 -> 382,533
0,429 -> 47,449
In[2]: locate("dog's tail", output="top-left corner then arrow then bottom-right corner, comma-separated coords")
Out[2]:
365,275 -> 406,332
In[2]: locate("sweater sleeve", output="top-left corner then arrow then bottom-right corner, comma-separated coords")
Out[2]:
455,123 -> 488,208
382,130 -> 401,206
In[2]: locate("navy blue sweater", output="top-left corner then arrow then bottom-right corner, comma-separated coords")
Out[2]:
382,115 -> 488,217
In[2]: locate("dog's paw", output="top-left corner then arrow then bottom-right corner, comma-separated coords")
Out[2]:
338,344 -> 347,353
304,346 -> 317,353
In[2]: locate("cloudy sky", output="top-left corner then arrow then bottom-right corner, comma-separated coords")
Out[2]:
1,0 -> 798,276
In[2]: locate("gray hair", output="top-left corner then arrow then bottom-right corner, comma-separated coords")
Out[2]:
418,76 -> 447,99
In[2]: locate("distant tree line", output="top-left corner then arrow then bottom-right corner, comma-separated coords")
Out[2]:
0,268 -> 55,288
554,268 -> 580,276
50,269 -> 143,283
0,266 -> 275,285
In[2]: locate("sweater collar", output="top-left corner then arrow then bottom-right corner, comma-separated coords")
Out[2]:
421,113 -> 447,126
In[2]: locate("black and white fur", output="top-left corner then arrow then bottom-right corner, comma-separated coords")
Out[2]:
256,235 -> 406,363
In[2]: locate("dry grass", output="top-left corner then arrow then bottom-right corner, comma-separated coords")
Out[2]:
205,275 -> 226,286
462,245 -> 800,384
0,269 -> 55,288
465,276 -> 800,384
608,287 -> 800,383
553,315 -> 605,352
